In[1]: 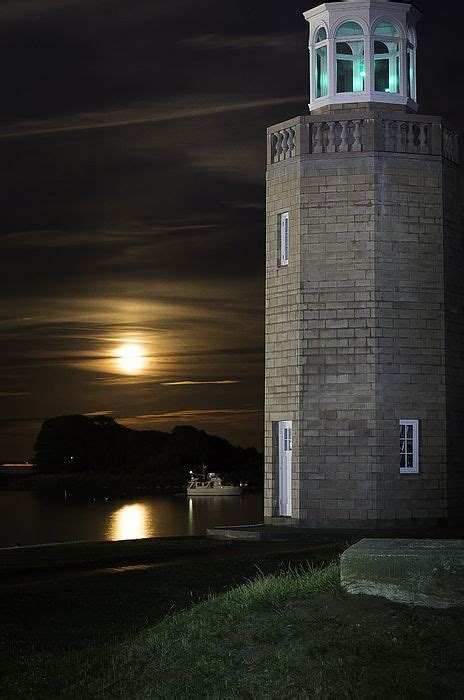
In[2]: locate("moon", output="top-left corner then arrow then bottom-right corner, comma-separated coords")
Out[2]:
116,344 -> 145,374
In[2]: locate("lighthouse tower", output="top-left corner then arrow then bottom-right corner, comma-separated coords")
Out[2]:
264,0 -> 464,529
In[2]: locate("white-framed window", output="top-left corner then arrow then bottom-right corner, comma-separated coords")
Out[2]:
399,419 -> 419,474
373,21 -> 401,94
279,212 -> 289,266
314,26 -> 328,98
335,21 -> 365,94
406,25 -> 417,100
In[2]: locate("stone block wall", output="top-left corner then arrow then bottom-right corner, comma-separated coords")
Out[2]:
297,155 -> 378,526
372,155 -> 447,524
265,111 -> 462,528
443,161 -> 464,523
264,160 -> 301,520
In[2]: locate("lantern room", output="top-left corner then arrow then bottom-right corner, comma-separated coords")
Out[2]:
304,0 -> 420,113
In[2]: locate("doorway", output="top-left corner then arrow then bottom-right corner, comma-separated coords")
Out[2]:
278,421 -> 292,516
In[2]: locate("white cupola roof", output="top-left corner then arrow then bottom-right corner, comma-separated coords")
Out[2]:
304,0 -> 421,113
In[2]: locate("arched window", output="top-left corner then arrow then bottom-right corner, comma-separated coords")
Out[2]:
315,26 -> 328,98
407,26 -> 416,100
336,21 -> 364,37
373,21 -> 400,93
374,21 -> 399,37
335,22 -> 365,93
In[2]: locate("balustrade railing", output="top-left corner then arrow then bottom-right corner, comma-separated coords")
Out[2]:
382,119 -> 429,154
443,127 -> 459,164
268,116 -> 460,165
311,119 -> 364,154
271,126 -> 296,163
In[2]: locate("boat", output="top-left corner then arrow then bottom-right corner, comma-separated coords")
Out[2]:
187,467 -> 242,496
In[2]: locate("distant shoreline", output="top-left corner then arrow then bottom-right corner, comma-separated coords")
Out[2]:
0,472 -> 185,499
0,472 -> 263,500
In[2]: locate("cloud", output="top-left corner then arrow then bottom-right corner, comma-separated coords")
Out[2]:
180,32 -> 301,52
83,410 -> 115,416
232,201 -> 265,210
1,224 -> 221,250
125,408 -> 262,421
160,380 -> 239,386
119,408 -> 263,447
0,95 -> 302,140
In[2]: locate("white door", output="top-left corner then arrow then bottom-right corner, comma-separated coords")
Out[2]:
278,421 -> 292,516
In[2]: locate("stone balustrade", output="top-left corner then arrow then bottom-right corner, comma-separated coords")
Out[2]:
311,119 -> 364,154
443,127 -> 460,164
270,126 -> 296,163
382,119 -> 429,154
268,114 -> 460,165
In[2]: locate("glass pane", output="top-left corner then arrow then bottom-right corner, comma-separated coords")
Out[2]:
337,59 -> 353,93
407,48 -> 414,98
374,58 -> 389,91
336,41 -> 364,93
315,26 -> 327,43
394,56 -> 400,93
374,21 -> 399,37
316,45 -> 328,98
407,453 -> 413,468
374,42 -> 399,93
407,440 -> 414,454
400,453 -> 405,469
336,21 -> 363,37
406,425 -> 413,439
374,41 -> 389,55
400,425 -> 405,440
337,41 -> 353,56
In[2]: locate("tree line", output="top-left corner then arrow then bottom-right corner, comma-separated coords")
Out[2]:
34,414 -> 263,488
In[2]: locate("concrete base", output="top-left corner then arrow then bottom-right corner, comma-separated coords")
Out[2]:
265,516 -> 445,530
207,524 -> 357,541
341,538 -> 464,609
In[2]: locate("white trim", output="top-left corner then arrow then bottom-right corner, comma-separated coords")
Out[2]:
399,419 -> 419,474
312,21 -> 329,45
278,420 -> 292,516
279,212 -> 289,267
330,17 -> 369,40
305,4 -> 419,113
372,18 -> 405,39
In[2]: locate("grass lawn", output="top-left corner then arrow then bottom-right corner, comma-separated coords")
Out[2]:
0,535 -> 349,697
1,535 -> 463,698
92,564 -> 464,700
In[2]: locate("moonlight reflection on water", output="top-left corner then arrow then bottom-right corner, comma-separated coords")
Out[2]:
0,492 -> 263,547
108,503 -> 151,541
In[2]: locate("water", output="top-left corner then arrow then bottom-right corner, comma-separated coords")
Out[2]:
0,491 -> 263,548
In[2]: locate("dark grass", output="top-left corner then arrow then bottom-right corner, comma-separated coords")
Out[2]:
3,535 -> 462,699
0,536 -> 225,576
76,565 -> 464,699
0,536 -> 350,697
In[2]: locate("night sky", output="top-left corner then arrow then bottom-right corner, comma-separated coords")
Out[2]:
0,0 -> 461,459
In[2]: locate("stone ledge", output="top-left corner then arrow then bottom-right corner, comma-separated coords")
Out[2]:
340,538 -> 464,609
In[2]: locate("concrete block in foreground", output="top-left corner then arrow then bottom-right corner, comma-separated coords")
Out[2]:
340,539 -> 464,609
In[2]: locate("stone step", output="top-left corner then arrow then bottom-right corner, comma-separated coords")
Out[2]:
341,538 -> 464,608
